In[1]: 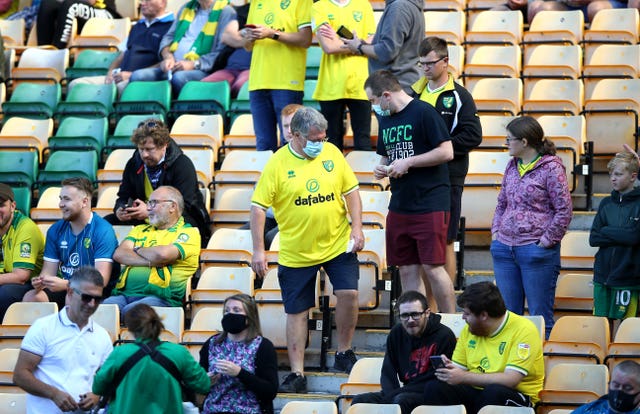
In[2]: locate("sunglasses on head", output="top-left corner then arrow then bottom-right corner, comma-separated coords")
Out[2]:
137,120 -> 161,129
72,287 -> 103,304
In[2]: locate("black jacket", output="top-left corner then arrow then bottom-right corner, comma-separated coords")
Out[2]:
381,312 -> 457,395
590,187 -> 640,287
114,139 -> 211,246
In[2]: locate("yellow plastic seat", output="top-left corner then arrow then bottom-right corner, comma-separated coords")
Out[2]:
424,11 -> 466,45
537,363 -> 608,414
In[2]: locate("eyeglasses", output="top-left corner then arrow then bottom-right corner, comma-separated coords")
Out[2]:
417,57 -> 445,68
505,137 -> 523,144
147,199 -> 175,209
137,120 -> 161,129
72,287 -> 103,304
399,311 -> 426,321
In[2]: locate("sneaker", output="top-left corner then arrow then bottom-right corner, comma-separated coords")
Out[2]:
279,372 -> 307,393
334,349 -> 357,373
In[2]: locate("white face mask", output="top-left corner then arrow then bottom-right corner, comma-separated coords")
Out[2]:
372,104 -> 390,117
303,140 -> 324,158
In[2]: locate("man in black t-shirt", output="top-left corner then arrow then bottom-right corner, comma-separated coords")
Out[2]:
364,70 -> 456,313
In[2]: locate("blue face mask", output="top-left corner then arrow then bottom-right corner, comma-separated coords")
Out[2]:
372,103 -> 390,117
303,140 -> 324,158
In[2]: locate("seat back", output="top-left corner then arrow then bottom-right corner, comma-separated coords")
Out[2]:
411,405 -> 467,414
347,403 -> 401,414
280,401 -> 337,414
424,11 -> 466,45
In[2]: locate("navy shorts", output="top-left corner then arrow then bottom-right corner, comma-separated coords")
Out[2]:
278,252 -> 359,314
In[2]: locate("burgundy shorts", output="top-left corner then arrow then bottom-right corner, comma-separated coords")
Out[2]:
386,210 -> 449,266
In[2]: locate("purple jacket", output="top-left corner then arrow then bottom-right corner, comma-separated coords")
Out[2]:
492,154 -> 572,247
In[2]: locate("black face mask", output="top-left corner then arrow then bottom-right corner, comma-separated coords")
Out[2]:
221,313 -> 248,334
609,389 -> 640,413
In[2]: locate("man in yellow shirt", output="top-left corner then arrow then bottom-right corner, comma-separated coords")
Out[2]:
104,186 -> 201,316
424,281 -> 544,413
250,107 -> 364,392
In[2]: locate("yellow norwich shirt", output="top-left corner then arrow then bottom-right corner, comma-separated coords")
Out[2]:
0,211 -> 44,276
452,311 -> 545,404
311,0 -> 375,101
252,143 -> 359,267
247,0 -> 312,91
113,217 -> 201,307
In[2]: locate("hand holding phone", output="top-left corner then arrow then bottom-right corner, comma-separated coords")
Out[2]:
337,25 -> 354,39
125,197 -> 134,209
429,355 -> 446,369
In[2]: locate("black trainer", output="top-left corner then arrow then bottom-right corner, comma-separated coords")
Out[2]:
334,349 -> 357,373
278,372 -> 307,393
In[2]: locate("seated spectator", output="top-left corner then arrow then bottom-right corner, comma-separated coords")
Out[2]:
572,360 -> 640,414
36,0 -> 120,49
3,0 -> 40,33
198,293 -> 278,414
13,266 -> 112,413
93,303 -> 211,413
352,290 -> 456,414
23,178 -> 118,309
104,119 -> 211,246
201,0 -> 251,98
0,184 -> 44,321
104,186 -> 201,316
130,0 -> 237,95
423,281 -> 544,414
527,0 -> 624,23
68,0 -> 175,96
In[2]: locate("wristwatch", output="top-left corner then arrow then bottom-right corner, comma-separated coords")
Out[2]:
357,41 -> 365,55
272,31 -> 280,40
194,60 -> 201,70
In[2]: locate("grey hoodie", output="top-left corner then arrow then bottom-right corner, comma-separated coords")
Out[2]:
370,0 -> 424,92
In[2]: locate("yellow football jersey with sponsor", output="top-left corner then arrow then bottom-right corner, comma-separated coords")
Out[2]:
247,0 -> 312,91
452,311 -> 545,404
1,211 -> 44,276
252,143 -> 359,267
310,0 -> 375,100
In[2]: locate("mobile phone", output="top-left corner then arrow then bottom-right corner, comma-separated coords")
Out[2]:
429,355 -> 445,369
244,24 -> 257,29
337,25 -> 354,39
125,197 -> 134,208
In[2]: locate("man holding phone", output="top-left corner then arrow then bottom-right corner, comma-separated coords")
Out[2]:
351,290 -> 456,414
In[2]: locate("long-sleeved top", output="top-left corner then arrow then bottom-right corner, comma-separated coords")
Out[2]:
590,187 -> 640,287
492,155 -> 572,247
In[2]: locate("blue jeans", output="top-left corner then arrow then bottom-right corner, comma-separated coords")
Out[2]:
490,240 -> 560,338
102,294 -> 170,316
249,89 -> 303,151
129,67 -> 208,95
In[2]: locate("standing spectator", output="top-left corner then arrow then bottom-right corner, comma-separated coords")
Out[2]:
491,116 -> 572,338
250,107 -> 364,392
13,267 -> 113,414
199,294 -> 278,414
343,0 -> 423,93
311,0 -> 376,151
589,152 -> 640,334
93,304 -> 211,413
0,184 -> 44,321
68,0 -> 175,96
351,290 -> 456,414
23,178 -> 118,308
37,0 -> 120,49
105,186 -> 201,316
201,0 -> 251,98
364,70 -> 456,312
104,119 -> 211,246
130,0 -> 237,95
572,360 -> 640,414
243,0 -> 312,151
411,36 -> 482,294
423,282 -> 545,414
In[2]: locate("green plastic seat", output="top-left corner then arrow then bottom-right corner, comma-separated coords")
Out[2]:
105,114 -> 165,153
37,150 -> 98,191
114,81 -> 171,120
305,46 -> 322,80
47,116 -> 108,154
55,83 -> 116,118
228,82 -> 251,121
1,83 -> 61,119
0,150 -> 39,188
303,79 -> 321,111
171,80 -> 231,118
12,186 -> 32,213
65,50 -> 119,81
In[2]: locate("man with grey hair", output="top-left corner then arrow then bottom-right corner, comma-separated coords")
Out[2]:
104,185 -> 201,316
251,106 -> 365,392
14,266 -> 112,414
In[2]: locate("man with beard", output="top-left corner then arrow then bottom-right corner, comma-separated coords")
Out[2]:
104,186 -> 200,316
351,290 -> 456,414
423,282 -> 544,414
572,360 -> 640,414
23,178 -> 118,308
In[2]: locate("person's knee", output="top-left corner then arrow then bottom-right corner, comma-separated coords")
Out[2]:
335,289 -> 358,303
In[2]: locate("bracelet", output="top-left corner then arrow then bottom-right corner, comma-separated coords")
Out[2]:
133,246 -> 151,267
357,42 -> 365,56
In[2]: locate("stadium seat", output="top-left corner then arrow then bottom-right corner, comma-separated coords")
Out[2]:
0,348 -> 21,391
0,19 -> 25,47
181,307 -> 223,359
212,150 -> 273,200
478,115 -> 517,147
522,79 -> 584,117
465,10 -> 523,48
0,392 -> 26,410
477,406 -> 534,414
302,79 -> 320,111
411,406 -> 466,414
30,186 -> 63,224
120,306 -> 184,343
0,117 -> 53,162
470,78 -> 522,116
171,114 -> 223,164
10,48 -> 68,86
97,148 -> 134,194
65,49 -> 120,81
439,313 -> 466,338
0,150 -> 39,188
37,150 -> 98,191
189,266 -> 254,316
228,82 -> 251,120
94,186 -> 119,217
338,358 -> 384,412
604,317 -> 640,370
114,0 -> 140,20
55,83 -> 116,118
92,304 -> 120,343
347,403 -> 401,414
105,114 -> 163,151
2,82 -> 61,119
69,17 -> 131,57
345,151 -> 389,191
11,186 -> 32,213
553,273 -> 594,317
211,187 -> 253,231
424,11 -> 466,45
280,401 -> 337,414
305,45 -> 322,80
466,149 -> 511,185
560,230 -> 598,272
0,302 -> 58,350
583,8 -> 639,60
463,45 -> 521,91
47,116 -> 108,155
582,44 -> 640,96
460,185 -> 500,232
171,80 -> 231,119
447,44 -> 464,80
537,363 -> 608,414
523,10 -> 584,56
114,81 -> 172,120
521,45 -> 583,94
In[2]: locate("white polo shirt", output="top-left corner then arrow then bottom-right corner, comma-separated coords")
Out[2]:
21,308 -> 113,414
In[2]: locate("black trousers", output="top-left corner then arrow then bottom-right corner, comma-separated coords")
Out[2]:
352,389 -> 425,414
319,99 -> 372,151
423,381 -> 532,414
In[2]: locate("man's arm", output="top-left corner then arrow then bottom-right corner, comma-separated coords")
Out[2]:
13,350 -> 80,412
94,261 -> 113,287
437,354 -> 525,389
247,25 -> 312,48
388,141 -> 454,178
113,239 -> 180,267
222,20 -> 245,48
0,268 -> 33,285
316,23 -> 352,55
250,205 -> 268,278
344,189 -> 364,252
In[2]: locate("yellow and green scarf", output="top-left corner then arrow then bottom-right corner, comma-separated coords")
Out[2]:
169,0 -> 229,61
